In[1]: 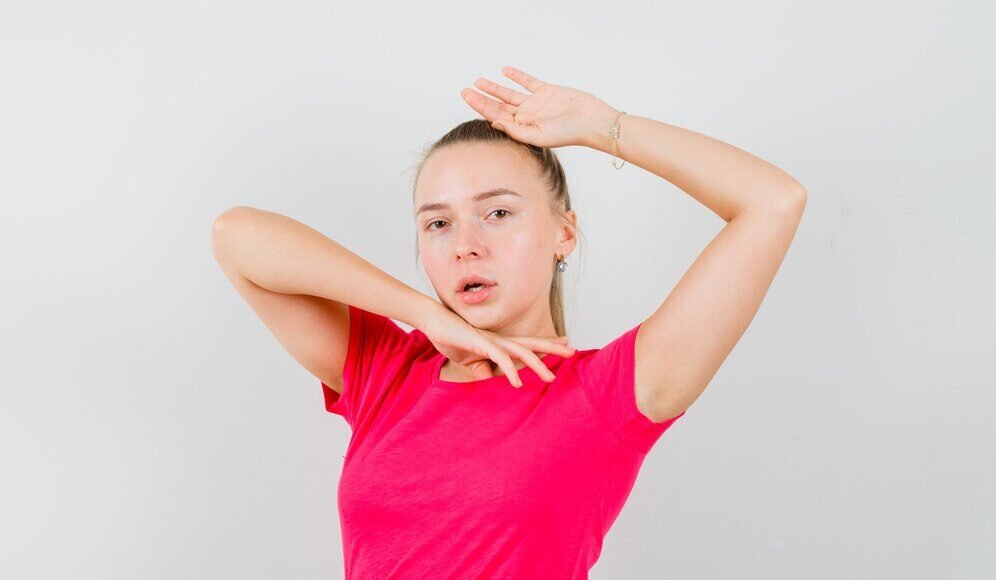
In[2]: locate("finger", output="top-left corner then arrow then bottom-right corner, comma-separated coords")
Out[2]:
473,77 -> 528,107
483,329 -> 569,345
501,66 -> 545,93
505,335 -> 575,356
486,343 -> 522,388
495,337 -> 557,383
460,88 -> 516,125
486,330 -> 571,349
517,334 -> 571,347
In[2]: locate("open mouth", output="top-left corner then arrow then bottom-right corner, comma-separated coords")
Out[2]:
456,280 -> 497,304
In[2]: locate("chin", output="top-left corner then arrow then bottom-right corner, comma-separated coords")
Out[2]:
439,295 -> 507,329
456,305 -> 501,328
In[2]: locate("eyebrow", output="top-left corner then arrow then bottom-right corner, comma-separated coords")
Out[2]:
415,188 -> 522,216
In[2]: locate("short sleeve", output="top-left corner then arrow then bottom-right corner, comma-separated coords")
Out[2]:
320,304 -> 415,429
574,321 -> 686,453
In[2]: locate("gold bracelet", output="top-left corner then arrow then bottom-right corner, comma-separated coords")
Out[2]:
610,110 -> 627,169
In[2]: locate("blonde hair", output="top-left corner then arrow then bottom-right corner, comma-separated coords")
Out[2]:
409,118 -> 584,337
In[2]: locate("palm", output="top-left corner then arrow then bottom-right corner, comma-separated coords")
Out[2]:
460,66 -> 605,149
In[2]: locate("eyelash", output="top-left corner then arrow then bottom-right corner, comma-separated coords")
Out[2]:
427,209 -> 511,231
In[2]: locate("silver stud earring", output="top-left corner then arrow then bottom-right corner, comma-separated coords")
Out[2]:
556,258 -> 568,273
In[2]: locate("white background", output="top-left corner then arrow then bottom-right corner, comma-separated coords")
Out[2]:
2,1 -> 993,578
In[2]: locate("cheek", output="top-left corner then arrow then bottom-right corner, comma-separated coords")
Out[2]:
504,231 -> 553,279
419,235 -> 446,259
508,223 -> 551,257
418,244 -> 445,283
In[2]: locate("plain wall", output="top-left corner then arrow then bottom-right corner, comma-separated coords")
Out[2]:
2,1 -> 993,578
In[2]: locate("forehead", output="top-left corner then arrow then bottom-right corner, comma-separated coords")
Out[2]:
414,142 -> 542,212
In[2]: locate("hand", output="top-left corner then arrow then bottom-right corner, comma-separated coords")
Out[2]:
416,306 -> 576,388
460,66 -> 617,150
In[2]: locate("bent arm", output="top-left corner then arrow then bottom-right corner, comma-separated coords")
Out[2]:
210,206 -> 441,391
211,205 -> 440,329
583,107 -> 806,421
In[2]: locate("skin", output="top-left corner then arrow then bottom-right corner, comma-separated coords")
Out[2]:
456,66 -> 806,421
213,65 -> 805,418
413,140 -> 578,382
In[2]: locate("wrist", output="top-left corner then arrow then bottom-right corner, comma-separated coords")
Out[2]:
409,292 -> 445,333
583,101 -> 623,153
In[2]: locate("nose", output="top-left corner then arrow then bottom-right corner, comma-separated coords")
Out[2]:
454,224 -> 487,262
455,244 -> 483,262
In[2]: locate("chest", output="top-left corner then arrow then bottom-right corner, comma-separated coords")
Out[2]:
338,383 -> 618,534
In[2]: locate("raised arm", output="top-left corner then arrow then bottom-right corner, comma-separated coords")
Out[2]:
585,106 -> 807,421
391,64 -> 805,422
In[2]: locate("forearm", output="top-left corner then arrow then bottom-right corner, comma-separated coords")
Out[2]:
210,206 -> 441,329
584,103 -> 806,221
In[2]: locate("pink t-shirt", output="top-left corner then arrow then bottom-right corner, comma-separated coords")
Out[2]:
320,304 -> 685,578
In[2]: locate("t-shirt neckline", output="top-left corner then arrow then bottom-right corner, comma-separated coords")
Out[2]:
431,350 -> 565,390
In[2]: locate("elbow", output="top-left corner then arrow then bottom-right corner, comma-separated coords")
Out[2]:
786,177 -> 807,204
773,182 -> 807,216
789,182 -> 807,206
211,204 -> 261,235
210,205 -> 255,260
737,185 -> 806,223
213,205 -> 256,229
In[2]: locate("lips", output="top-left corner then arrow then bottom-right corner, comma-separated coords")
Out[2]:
455,274 -> 497,292
456,282 -> 496,304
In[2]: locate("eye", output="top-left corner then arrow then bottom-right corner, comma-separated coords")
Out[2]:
426,209 -> 511,231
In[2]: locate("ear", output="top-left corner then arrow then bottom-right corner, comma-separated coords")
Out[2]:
556,210 -> 579,255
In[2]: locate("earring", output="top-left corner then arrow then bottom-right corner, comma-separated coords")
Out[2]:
556,258 -> 568,272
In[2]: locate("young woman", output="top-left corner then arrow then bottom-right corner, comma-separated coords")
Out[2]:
211,66 -> 806,578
